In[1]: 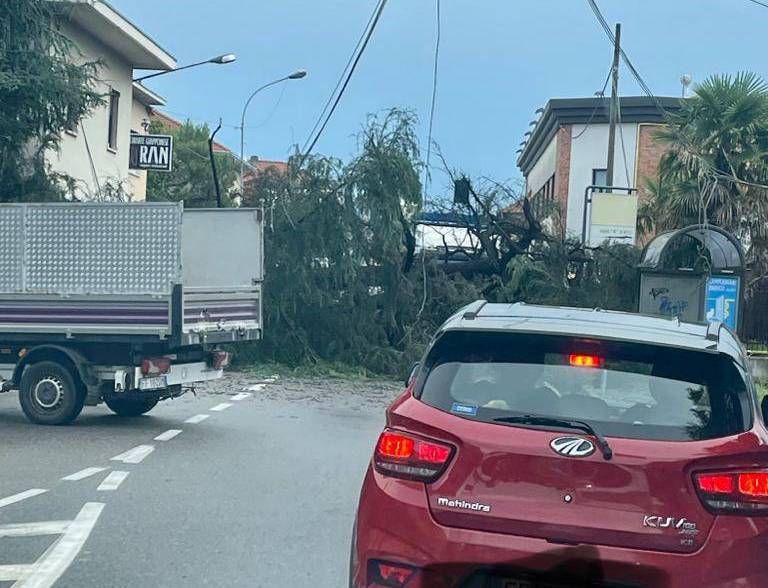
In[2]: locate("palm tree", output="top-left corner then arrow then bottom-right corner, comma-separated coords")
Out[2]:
649,72 -> 768,268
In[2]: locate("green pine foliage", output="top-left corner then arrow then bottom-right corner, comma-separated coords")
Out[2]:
240,109 -> 640,376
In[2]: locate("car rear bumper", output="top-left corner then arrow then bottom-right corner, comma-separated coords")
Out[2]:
351,466 -> 768,588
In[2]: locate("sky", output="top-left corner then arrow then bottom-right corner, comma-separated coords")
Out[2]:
112,0 -> 768,197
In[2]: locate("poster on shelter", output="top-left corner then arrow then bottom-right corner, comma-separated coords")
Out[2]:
705,276 -> 739,330
639,274 -> 702,323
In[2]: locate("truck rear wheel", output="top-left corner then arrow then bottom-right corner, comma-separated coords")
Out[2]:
19,361 -> 85,425
104,396 -> 159,417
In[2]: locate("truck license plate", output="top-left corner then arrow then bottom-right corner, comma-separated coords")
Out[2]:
139,376 -> 167,390
503,581 -> 534,588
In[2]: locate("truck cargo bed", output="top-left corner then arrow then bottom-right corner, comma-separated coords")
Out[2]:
0,203 -> 263,344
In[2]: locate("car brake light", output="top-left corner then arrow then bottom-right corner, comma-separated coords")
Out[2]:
569,354 -> 603,368
695,471 -> 768,514
739,473 -> 768,497
374,429 -> 453,483
209,351 -> 231,370
141,356 -> 172,376
367,560 -> 416,587
697,474 -> 734,494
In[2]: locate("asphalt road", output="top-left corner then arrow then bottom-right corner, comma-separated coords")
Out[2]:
0,373 -> 400,587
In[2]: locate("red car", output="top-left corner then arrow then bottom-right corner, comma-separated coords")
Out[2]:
351,302 -> 767,588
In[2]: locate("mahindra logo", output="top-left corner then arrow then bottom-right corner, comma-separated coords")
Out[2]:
550,436 -> 595,458
437,497 -> 491,513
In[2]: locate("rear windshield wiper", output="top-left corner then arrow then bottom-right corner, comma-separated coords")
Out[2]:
493,414 -> 613,461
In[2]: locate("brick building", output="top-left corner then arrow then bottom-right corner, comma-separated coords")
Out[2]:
516,96 -> 683,241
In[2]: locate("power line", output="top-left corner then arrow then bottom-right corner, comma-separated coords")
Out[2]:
417,0 -> 442,319
745,0 -> 768,8
422,0 -> 441,205
572,65 -> 612,140
251,83 -> 288,130
80,121 -> 102,199
584,0 -> 668,115
615,95 -> 632,186
301,0 -> 388,160
586,0 -> 767,187
301,0 -> 383,154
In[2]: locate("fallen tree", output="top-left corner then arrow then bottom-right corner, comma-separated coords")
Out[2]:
240,109 -> 641,375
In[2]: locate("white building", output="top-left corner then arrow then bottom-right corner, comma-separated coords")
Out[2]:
516,96 -> 683,240
50,1 -> 176,201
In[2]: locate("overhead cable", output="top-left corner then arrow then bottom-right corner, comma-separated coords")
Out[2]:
300,0 -> 388,160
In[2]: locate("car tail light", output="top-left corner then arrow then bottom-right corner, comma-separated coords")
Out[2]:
374,429 -> 453,482
141,356 -> 172,376
569,354 -> 603,368
367,560 -> 416,587
694,471 -> 768,514
209,350 -> 231,370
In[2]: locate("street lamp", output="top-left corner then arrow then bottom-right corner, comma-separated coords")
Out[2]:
239,70 -> 307,187
133,53 -> 237,82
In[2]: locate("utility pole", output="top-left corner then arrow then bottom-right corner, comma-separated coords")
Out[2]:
605,22 -> 621,188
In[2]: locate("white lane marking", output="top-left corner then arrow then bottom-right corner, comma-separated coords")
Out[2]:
185,414 -> 209,424
0,521 -> 69,538
209,402 -> 232,412
230,392 -> 252,401
110,445 -> 154,464
154,429 -> 182,441
61,467 -> 107,482
0,565 -> 35,582
14,502 -> 105,588
97,471 -> 129,492
247,384 -> 266,391
0,489 -> 47,509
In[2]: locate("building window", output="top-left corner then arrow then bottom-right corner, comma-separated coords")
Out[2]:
592,168 -> 607,187
107,89 -> 120,151
129,130 -> 141,176
530,174 -> 556,220
592,168 -> 610,193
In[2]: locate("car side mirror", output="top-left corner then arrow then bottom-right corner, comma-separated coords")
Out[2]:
762,396 -> 768,424
405,362 -> 420,388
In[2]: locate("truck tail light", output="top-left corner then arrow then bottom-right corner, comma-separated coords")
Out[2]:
141,356 -> 171,376
694,471 -> 768,514
374,429 -> 453,483
209,351 -> 230,370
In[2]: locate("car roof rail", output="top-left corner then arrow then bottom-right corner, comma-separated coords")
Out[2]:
462,299 -> 487,320
706,320 -> 722,342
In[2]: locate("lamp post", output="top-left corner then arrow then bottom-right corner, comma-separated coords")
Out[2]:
239,70 -> 307,188
133,53 -> 236,82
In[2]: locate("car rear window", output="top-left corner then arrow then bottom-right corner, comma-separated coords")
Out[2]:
417,331 -> 750,441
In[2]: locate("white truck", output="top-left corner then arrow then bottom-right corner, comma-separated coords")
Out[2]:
0,202 -> 263,425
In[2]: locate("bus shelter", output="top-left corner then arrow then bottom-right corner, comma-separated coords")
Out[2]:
638,225 -> 745,334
